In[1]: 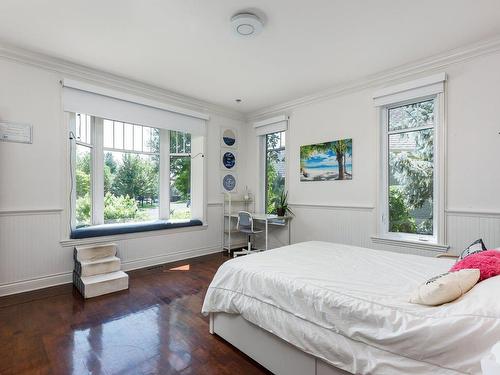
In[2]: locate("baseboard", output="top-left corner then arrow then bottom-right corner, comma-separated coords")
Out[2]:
0,244 -> 223,297
0,272 -> 73,297
121,244 -> 223,272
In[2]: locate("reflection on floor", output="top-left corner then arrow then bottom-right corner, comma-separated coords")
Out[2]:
0,253 -> 270,375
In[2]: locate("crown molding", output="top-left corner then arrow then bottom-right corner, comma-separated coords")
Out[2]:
248,35 -> 500,120
0,41 -> 245,121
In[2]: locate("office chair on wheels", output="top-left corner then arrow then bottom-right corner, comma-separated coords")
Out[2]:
233,211 -> 263,258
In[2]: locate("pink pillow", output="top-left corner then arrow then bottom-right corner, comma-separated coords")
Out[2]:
450,250 -> 500,281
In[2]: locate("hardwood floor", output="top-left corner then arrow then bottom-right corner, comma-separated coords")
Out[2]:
0,252 -> 271,375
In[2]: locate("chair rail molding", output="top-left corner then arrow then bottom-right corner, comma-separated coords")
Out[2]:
446,208 -> 500,218
0,208 -> 63,216
289,203 -> 374,211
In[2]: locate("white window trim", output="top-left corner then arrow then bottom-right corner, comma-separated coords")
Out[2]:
373,74 -> 448,249
159,129 -> 170,219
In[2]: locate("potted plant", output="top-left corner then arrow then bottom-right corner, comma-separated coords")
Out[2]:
273,190 -> 293,217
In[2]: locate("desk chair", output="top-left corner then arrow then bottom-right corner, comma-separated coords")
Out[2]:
233,211 -> 263,258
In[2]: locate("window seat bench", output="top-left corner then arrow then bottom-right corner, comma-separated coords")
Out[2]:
71,219 -> 203,239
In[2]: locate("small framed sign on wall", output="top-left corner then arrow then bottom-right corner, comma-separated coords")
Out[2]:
0,122 -> 33,144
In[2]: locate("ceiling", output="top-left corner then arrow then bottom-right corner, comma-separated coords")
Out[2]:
1,1 -> 500,114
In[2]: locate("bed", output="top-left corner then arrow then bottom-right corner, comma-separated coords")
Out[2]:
202,241 -> 500,375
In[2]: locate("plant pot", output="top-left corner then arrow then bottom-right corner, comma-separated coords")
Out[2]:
276,208 -> 286,217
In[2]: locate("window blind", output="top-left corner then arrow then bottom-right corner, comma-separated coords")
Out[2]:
253,115 -> 288,136
62,79 -> 207,136
372,73 -> 446,107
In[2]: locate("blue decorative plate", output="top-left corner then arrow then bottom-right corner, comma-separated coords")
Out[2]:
222,129 -> 236,147
222,174 -> 236,191
222,151 -> 236,169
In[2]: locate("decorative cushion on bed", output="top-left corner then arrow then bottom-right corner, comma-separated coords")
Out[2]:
458,238 -> 487,260
450,250 -> 500,281
409,269 -> 480,306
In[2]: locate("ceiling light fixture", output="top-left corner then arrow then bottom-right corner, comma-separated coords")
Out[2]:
231,13 -> 264,37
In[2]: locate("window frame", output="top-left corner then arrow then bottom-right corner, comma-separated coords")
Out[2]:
70,113 -> 197,231
168,130 -> 192,220
378,93 -> 445,246
261,130 -> 287,214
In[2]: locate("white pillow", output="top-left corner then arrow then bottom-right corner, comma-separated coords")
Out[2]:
409,269 -> 480,306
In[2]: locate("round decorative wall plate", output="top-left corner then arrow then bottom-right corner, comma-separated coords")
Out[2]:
222,128 -> 237,148
222,174 -> 237,192
222,151 -> 236,169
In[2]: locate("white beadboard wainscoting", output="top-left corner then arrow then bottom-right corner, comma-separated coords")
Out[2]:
289,204 -> 500,257
2,204 -> 500,296
0,205 -> 224,297
446,209 -> 500,253
289,204 -> 374,249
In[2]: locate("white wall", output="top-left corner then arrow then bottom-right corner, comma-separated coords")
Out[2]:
246,51 -> 500,256
2,47 -> 500,296
0,58 -> 246,296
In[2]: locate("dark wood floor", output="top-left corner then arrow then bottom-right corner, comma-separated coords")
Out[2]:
0,252 -> 271,375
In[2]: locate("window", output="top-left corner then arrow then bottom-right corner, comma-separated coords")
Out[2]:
383,98 -> 437,241
265,131 -> 286,214
71,113 -> 193,229
169,131 -> 191,220
102,120 -> 160,224
75,114 -> 92,227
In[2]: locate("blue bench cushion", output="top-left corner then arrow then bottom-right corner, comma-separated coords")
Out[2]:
71,219 -> 203,239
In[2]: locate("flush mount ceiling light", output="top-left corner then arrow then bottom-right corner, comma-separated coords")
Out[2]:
231,13 -> 264,37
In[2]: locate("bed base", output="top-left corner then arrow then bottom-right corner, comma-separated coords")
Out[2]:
209,312 -> 351,375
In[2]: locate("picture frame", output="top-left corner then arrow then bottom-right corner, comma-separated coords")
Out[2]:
300,138 -> 353,182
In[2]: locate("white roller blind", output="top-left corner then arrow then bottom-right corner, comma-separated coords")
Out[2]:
253,115 -> 288,136
63,79 -> 207,136
373,73 -> 446,107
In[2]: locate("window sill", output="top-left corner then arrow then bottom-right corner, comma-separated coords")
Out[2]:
61,219 -> 205,247
371,235 -> 449,253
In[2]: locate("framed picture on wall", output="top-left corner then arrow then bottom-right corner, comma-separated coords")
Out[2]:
220,128 -> 237,148
300,138 -> 352,181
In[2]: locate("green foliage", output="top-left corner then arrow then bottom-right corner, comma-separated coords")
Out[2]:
389,101 -> 434,234
111,154 -> 159,206
76,170 -> 90,197
170,156 -> 191,201
272,190 -> 293,217
170,208 -> 191,220
105,152 -> 118,173
76,150 -> 91,198
266,132 -> 286,214
75,130 -> 194,225
104,192 -> 148,222
76,193 -> 91,227
76,192 -> 150,226
389,186 -> 416,233
266,154 -> 285,214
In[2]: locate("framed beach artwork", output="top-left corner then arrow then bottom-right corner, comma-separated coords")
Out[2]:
300,138 -> 353,181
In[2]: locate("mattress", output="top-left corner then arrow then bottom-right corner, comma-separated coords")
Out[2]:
202,241 -> 500,375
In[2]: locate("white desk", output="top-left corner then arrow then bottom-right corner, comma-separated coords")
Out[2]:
223,212 -> 292,252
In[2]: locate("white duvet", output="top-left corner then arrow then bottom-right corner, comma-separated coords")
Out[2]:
202,241 -> 500,375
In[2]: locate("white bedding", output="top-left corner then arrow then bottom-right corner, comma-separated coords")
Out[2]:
202,241 -> 500,375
